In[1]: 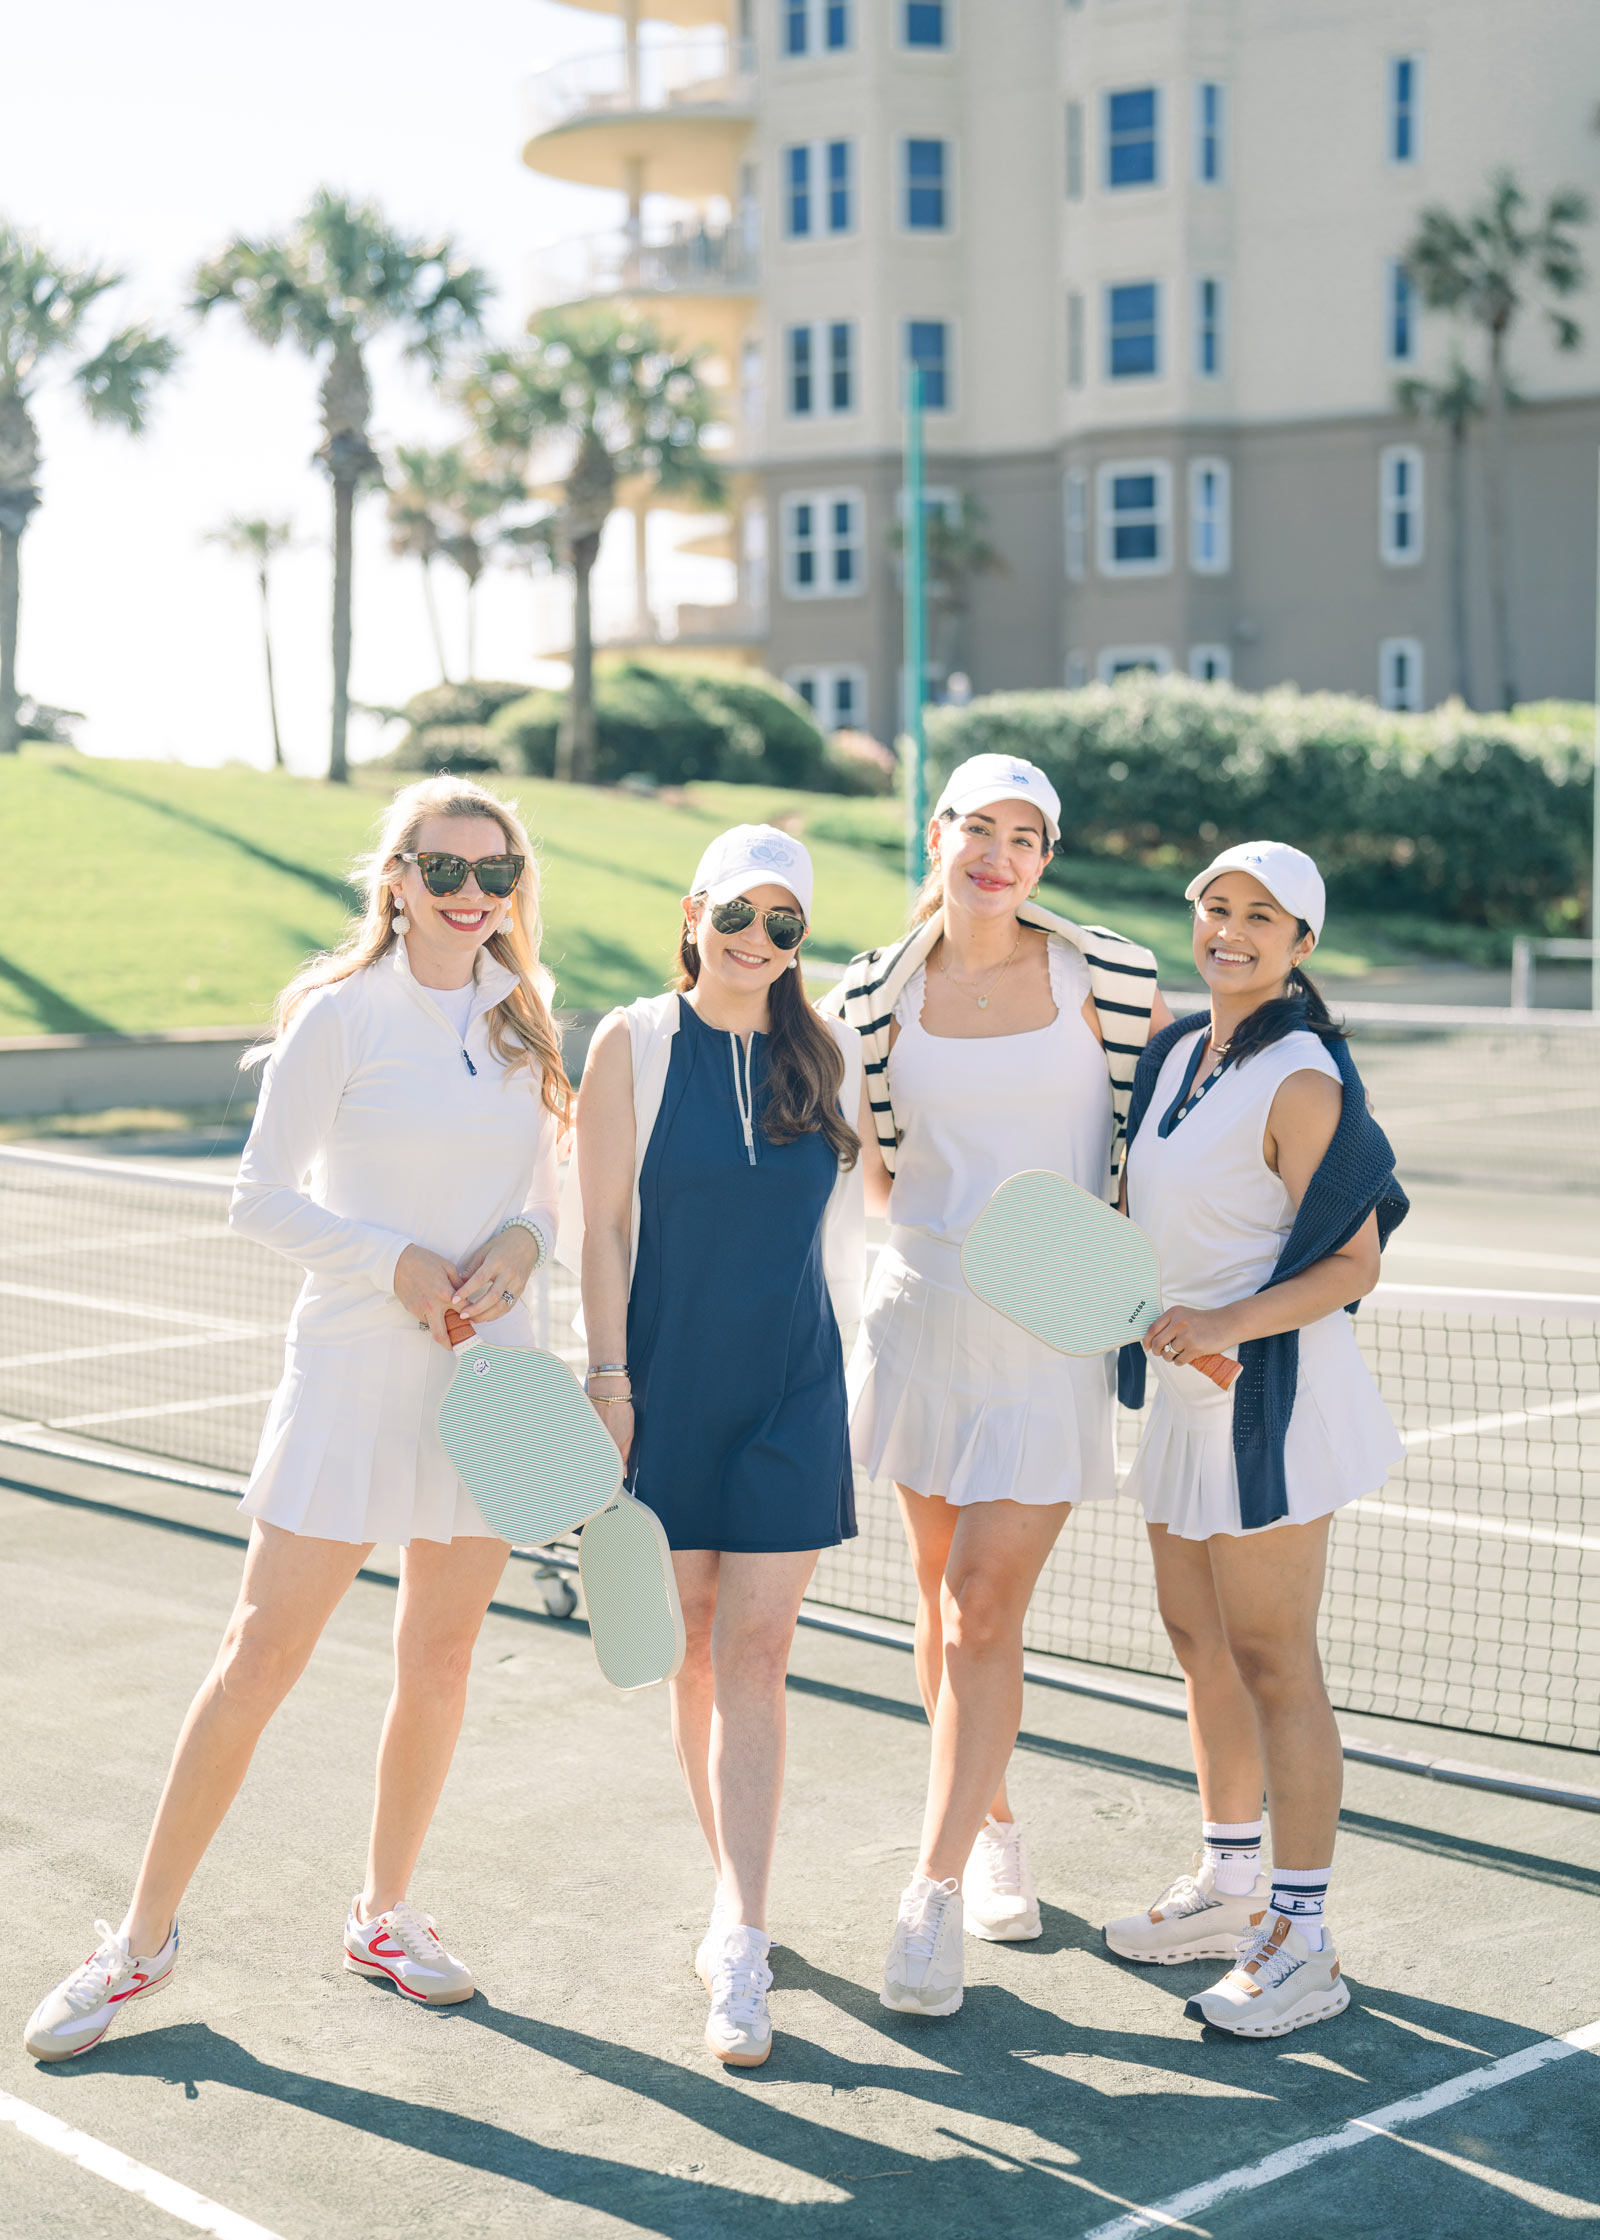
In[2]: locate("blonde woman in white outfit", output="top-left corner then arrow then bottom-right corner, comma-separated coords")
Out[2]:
826,753 -> 1167,2017
24,777 -> 567,2064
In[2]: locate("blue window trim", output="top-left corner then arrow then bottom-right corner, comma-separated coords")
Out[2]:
1387,259 -> 1415,362
904,2 -> 947,49
1196,276 -> 1223,378
1106,281 -> 1160,380
783,0 -> 808,57
786,325 -> 814,415
1197,82 -> 1223,183
905,319 -> 950,410
829,321 -> 854,412
1105,86 -> 1159,190
904,138 -> 949,230
785,144 -> 812,237
827,139 -> 853,232
1390,55 -> 1419,164
826,1 -> 851,50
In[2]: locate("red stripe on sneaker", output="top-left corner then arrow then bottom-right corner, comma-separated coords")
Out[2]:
345,1947 -> 426,1999
106,1962 -> 172,2007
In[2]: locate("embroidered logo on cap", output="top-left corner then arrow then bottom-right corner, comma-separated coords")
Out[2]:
747,836 -> 797,867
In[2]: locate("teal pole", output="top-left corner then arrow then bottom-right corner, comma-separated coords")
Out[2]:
903,360 -> 928,898
1593,451 -> 1600,1012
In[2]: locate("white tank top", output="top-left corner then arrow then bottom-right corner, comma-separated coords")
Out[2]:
1125,1026 -> 1343,1309
886,939 -> 1115,1243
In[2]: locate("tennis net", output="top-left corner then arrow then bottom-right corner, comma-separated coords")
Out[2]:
1,1145 -> 1597,1753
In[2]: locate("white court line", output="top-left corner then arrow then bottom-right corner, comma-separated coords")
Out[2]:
1400,1391 -> 1600,1447
1386,1240 -> 1600,1277
1377,1089 -> 1600,1126
0,1223 -> 224,1266
0,2089 -> 284,2239
0,1328 -> 279,1373
1352,1496 -> 1600,1556
6,1389 -> 279,1435
0,1280 -> 256,1334
1078,2016 -> 1600,2240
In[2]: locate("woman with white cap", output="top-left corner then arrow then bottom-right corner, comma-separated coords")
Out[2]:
576,824 -> 863,2071
824,753 -> 1166,2019
1103,841 -> 1405,2039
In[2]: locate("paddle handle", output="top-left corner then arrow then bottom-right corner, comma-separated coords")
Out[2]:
1192,1351 -> 1240,1391
444,1308 -> 477,1348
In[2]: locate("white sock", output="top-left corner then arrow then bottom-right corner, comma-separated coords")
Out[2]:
1203,1819 -> 1263,1898
1270,1865 -> 1332,1950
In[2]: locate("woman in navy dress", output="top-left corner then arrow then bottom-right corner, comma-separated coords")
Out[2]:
576,825 -> 862,2070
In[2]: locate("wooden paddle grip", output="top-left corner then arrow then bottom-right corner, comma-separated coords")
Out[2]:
1193,1352 -> 1241,1391
444,1308 -> 477,1348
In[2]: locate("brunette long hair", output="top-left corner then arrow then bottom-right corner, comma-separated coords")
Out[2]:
1222,919 -> 1347,1070
252,776 -> 570,1120
677,914 -> 859,1167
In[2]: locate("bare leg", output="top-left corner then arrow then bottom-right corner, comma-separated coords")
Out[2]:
1145,1522 -> 1265,1826
917,1500 -> 1070,1886
667,1550 -> 722,1872
123,1523 -> 371,1955
896,1485 -> 1015,1823
705,1549 -> 818,1931
1208,1518 -> 1341,1869
362,1533 -> 510,1919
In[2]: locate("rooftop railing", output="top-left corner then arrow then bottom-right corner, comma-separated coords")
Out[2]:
524,36 -> 756,139
528,218 -> 759,308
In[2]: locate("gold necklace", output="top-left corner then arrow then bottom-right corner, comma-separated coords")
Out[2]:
941,933 -> 1022,1010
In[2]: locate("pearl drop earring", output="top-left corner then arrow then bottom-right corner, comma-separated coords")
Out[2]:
392,899 -> 409,936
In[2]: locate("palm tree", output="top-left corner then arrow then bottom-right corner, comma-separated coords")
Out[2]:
0,222 -> 176,753
194,190 -> 490,781
206,515 -> 296,767
460,305 -> 724,782
386,447 -> 456,683
1394,358 -> 1488,707
1403,171 -> 1589,710
386,443 -> 523,682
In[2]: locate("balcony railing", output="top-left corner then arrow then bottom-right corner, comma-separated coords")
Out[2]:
525,36 -> 756,140
529,219 -> 759,309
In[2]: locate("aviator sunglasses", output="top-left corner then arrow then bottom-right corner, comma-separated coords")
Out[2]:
397,850 -> 525,899
708,898 -> 808,951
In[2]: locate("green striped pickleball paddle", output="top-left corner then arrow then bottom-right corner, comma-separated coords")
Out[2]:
437,1326 -> 623,1544
960,1169 -> 1238,1390
579,1492 -> 686,1691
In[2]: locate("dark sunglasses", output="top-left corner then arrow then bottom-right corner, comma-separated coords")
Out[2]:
709,898 -> 807,951
397,850 -> 524,899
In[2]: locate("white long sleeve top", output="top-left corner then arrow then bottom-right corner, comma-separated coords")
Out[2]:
230,941 -> 561,1346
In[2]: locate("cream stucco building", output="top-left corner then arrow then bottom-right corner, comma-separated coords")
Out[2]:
523,0 -> 1600,733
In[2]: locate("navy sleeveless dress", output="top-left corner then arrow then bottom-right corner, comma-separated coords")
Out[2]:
626,997 -> 856,1553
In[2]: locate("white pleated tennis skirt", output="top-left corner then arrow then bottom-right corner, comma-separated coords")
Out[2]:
846,1229 -> 1118,1509
1124,1309 -> 1403,1541
238,1315 -> 530,1546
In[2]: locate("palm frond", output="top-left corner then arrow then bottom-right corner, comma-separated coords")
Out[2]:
72,322 -> 178,432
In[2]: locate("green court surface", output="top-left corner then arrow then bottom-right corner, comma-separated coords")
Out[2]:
2,1445 -> 1597,2240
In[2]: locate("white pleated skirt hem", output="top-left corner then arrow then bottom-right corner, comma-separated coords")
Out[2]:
239,1323 -> 519,1547
846,1233 -> 1118,1509
1124,1311 -> 1403,1541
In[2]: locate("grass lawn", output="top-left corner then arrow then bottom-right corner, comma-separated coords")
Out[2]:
1,748 -> 1472,1037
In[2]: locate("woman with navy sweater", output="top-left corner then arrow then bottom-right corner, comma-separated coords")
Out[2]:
1102,842 -> 1405,2040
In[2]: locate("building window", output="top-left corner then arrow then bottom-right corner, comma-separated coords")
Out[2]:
904,2 -> 947,46
1064,469 -> 1087,581
1189,643 -> 1231,682
1196,81 -> 1225,183
740,337 -> 764,428
1387,258 -> 1416,363
1380,444 -> 1424,564
1195,275 -> 1224,377
1389,55 -> 1420,164
1106,281 -> 1160,379
1379,636 -> 1424,711
827,139 -> 854,231
1066,292 -> 1085,388
1097,461 -> 1171,576
1065,651 -> 1090,688
829,320 -> 854,412
787,664 -> 868,729
783,0 -> 808,55
825,0 -> 851,47
904,138 -> 949,229
781,490 -> 863,598
1065,102 -> 1085,199
785,145 -> 812,237
1105,87 -> 1160,189
1098,645 -> 1172,683
783,0 -> 851,53
905,319 -> 951,410
786,325 -> 814,415
1189,458 -> 1230,574
742,500 -> 769,619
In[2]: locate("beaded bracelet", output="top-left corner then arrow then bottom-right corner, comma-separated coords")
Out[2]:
497,1214 -> 547,1271
589,1395 -> 633,1407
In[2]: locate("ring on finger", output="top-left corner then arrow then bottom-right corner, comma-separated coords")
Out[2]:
501,1289 -> 516,1307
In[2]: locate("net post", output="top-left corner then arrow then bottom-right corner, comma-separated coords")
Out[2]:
901,359 -> 929,901
1592,448 -> 1599,1014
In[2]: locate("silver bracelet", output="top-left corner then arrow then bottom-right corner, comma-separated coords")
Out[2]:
497,1214 -> 547,1272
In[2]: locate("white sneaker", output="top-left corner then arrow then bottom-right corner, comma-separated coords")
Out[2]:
704,1926 -> 773,2068
881,1875 -> 964,2016
24,1920 -> 178,2062
963,1816 -> 1041,1942
343,1897 -> 474,2005
694,1887 -> 736,1990
1103,1856 -> 1270,1964
1186,1912 -> 1350,2037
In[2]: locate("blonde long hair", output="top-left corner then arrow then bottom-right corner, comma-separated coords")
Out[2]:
257,776 -> 570,1119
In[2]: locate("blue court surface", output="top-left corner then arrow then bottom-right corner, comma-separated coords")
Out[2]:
2,1441 -> 1597,2240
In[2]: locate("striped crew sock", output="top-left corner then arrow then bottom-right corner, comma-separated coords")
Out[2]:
1202,1820 -> 1263,1897
1269,1865 -> 1332,1951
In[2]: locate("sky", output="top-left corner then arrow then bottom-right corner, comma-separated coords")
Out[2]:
1,0 -> 734,771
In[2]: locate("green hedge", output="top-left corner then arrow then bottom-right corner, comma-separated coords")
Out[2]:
925,678 -> 1594,929
488,659 -> 873,792
384,682 -> 534,774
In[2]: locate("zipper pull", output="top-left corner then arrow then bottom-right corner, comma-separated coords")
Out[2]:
462,1048 -> 478,1077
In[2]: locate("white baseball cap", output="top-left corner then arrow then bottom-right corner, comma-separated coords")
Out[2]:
934,753 -> 1061,847
689,824 -> 814,920
1184,841 -> 1326,941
